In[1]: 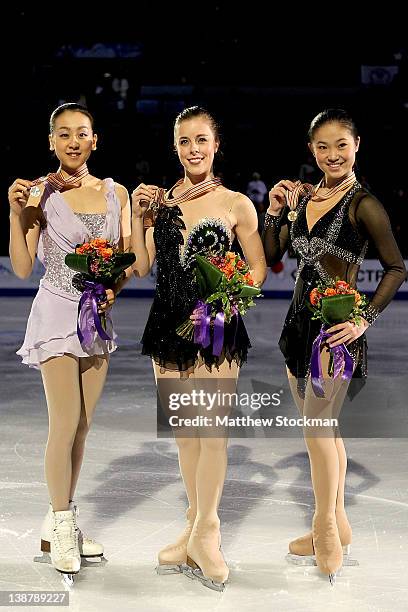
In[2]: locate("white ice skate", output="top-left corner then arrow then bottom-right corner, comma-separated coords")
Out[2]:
69,501 -> 105,562
34,509 -> 81,586
39,502 -> 105,563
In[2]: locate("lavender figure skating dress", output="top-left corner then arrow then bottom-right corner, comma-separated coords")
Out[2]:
17,178 -> 121,369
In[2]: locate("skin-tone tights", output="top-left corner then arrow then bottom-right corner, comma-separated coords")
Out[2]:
40,353 -> 109,511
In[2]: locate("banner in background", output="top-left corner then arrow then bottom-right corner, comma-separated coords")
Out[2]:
1,256 -> 407,296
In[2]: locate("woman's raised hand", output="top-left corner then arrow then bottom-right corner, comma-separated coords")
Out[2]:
8,179 -> 35,216
268,179 -> 297,215
131,183 -> 158,218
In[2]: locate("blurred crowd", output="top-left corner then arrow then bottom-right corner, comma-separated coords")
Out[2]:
2,15 -> 407,257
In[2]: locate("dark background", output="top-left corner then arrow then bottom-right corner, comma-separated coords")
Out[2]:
2,6 -> 407,256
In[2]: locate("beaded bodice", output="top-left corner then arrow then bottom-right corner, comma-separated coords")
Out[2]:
153,205 -> 232,312
290,182 -> 368,294
42,213 -> 106,296
179,215 -> 233,269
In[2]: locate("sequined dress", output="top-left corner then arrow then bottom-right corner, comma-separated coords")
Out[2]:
17,178 -> 121,368
141,203 -> 251,372
263,183 -> 407,393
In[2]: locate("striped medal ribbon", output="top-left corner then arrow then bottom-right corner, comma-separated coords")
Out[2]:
30,164 -> 90,195
150,177 -> 222,211
311,171 -> 356,202
285,172 -> 356,221
143,177 -> 222,229
286,181 -> 314,221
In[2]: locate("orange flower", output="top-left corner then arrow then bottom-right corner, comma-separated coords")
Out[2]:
76,243 -> 93,254
237,260 -> 246,270
349,289 -> 362,305
310,287 -> 322,306
100,248 -> 113,260
243,273 -> 254,286
226,251 -> 236,261
324,287 -> 337,296
335,280 -> 350,292
91,238 -> 108,247
223,264 -> 235,279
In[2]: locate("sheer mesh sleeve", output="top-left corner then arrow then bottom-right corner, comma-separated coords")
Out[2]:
354,194 -> 407,323
262,207 -> 290,266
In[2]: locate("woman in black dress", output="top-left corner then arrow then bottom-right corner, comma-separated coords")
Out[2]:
263,109 -> 406,583
131,106 -> 266,591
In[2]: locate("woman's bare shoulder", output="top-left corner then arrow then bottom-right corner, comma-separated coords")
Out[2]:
113,181 -> 130,208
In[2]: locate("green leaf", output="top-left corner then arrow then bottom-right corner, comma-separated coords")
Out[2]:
64,253 -> 91,274
321,294 -> 355,325
195,255 -> 223,294
236,285 -> 262,298
195,267 -> 207,296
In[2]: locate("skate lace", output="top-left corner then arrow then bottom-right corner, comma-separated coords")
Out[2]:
72,504 -> 95,543
54,519 -> 79,558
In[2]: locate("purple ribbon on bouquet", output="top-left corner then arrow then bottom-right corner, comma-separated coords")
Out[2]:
194,301 -> 238,357
77,280 -> 112,349
212,310 -> 225,357
194,300 -> 211,348
310,325 -> 354,398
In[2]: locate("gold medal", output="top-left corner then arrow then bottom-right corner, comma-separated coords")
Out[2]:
286,181 -> 314,222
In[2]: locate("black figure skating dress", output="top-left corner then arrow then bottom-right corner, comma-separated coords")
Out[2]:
263,181 -> 406,394
142,198 -> 251,373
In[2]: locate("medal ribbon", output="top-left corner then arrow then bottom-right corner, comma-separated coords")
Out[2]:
151,177 -> 222,210
311,172 -> 356,202
285,172 -> 357,218
32,163 -> 89,192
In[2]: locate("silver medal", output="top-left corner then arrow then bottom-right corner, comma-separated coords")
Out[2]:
30,186 -> 41,197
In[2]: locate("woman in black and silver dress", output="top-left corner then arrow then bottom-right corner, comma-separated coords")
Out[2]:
263,109 -> 406,583
131,106 -> 266,591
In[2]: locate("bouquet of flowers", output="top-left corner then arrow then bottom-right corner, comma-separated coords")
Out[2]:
176,251 -> 261,356
308,279 -> 368,397
65,239 -> 135,349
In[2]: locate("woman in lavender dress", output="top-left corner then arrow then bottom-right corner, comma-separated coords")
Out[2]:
8,103 -> 131,581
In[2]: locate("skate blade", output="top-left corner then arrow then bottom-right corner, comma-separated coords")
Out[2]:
342,556 -> 359,566
156,563 -> 184,575
81,555 -> 108,567
59,572 -> 78,588
35,552 -> 107,568
285,553 -> 316,566
182,564 -> 226,592
34,553 -> 79,588
34,552 -> 52,564
286,553 -> 359,567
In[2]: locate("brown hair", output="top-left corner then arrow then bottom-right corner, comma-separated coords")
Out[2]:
174,106 -> 220,143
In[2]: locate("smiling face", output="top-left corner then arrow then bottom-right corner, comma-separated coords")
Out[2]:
49,110 -> 97,173
174,116 -> 219,180
308,121 -> 360,186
